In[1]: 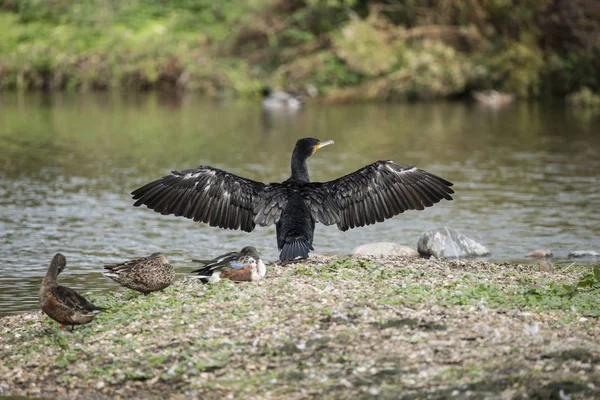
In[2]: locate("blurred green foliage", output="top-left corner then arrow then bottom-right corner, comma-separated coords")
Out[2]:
566,87 -> 600,108
0,0 -> 598,100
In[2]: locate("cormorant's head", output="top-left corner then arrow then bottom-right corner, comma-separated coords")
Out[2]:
294,138 -> 335,158
261,87 -> 272,98
240,246 -> 261,260
51,253 -> 67,275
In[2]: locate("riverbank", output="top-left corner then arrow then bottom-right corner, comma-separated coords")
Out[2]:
1,1 -> 599,102
1,257 -> 599,399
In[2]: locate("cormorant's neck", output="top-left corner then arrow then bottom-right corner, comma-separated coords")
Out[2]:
290,151 -> 310,182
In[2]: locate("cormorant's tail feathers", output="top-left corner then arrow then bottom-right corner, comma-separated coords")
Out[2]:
280,238 -> 313,261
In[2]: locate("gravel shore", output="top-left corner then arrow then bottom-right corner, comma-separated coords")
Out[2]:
1,257 -> 599,399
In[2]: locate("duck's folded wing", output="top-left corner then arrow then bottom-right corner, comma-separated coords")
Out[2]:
103,259 -> 136,273
54,286 -> 103,312
304,161 -> 454,231
192,251 -> 235,266
191,251 -> 239,273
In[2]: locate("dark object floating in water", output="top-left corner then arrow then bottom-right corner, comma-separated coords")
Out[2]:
261,86 -> 305,110
472,90 -> 515,108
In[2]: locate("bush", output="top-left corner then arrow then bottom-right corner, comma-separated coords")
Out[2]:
566,87 -> 600,108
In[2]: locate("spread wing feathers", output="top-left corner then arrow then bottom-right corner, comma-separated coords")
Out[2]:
132,166 -> 268,232
252,184 -> 291,227
306,161 -> 454,231
53,286 -> 103,312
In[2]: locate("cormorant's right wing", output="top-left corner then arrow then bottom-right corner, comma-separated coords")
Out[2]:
132,166 -> 289,232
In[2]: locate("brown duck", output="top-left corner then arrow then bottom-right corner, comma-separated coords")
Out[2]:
103,252 -> 174,294
40,253 -> 104,331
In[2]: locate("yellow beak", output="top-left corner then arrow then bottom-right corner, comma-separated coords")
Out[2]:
315,140 -> 334,151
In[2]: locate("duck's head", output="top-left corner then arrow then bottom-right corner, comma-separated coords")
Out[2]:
51,253 -> 67,275
150,252 -> 169,264
240,246 -> 261,261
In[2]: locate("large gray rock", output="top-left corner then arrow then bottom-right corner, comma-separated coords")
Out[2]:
350,242 -> 419,257
568,250 -> 599,259
418,226 -> 491,259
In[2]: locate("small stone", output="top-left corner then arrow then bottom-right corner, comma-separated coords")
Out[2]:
559,389 -> 572,400
340,378 -> 353,388
523,323 -> 539,335
568,251 -> 600,259
96,381 -> 105,390
368,387 -> 379,395
526,249 -> 553,258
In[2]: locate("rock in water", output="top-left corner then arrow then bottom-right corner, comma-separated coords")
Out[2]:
350,242 -> 419,257
568,250 -> 599,259
418,227 -> 491,259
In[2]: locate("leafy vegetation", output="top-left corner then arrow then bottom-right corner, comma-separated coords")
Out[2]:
563,266 -> 600,296
0,0 -> 599,100
567,87 -> 600,108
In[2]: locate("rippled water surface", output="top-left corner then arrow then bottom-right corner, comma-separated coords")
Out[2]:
1,93 -> 599,315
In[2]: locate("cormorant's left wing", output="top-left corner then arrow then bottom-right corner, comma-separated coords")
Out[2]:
305,161 -> 454,231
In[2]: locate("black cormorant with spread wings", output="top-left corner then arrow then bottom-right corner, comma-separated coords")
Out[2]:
131,138 -> 454,261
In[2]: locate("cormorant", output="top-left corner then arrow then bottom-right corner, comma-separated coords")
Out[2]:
131,138 -> 454,261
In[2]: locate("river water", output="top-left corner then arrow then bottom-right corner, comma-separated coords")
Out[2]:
1,92 -> 598,315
